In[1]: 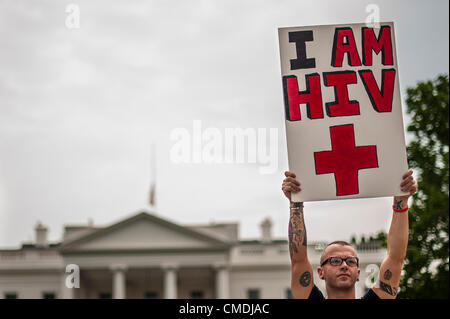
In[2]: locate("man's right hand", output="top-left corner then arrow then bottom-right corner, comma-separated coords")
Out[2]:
282,171 -> 301,202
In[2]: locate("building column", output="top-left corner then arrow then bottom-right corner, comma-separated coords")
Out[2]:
214,263 -> 230,299
110,264 -> 128,299
162,263 -> 178,299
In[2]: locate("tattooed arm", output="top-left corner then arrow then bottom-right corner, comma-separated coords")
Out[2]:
373,169 -> 418,299
283,171 -> 314,299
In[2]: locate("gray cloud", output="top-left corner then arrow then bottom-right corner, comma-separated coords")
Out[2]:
0,0 -> 448,247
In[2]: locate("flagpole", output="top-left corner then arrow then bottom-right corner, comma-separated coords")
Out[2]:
149,143 -> 156,210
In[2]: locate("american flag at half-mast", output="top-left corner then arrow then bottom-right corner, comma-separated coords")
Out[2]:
149,143 -> 156,208
149,182 -> 156,207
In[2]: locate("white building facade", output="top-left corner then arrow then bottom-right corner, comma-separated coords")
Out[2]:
0,211 -> 386,299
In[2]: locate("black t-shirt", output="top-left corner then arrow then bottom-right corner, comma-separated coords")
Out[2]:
308,284 -> 380,299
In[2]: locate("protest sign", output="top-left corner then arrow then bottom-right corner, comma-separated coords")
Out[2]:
278,22 -> 408,202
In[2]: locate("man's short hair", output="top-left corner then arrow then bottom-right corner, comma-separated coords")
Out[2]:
327,240 -> 353,247
320,240 -> 356,265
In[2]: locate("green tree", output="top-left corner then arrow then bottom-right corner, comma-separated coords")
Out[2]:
398,74 -> 449,299
375,231 -> 387,248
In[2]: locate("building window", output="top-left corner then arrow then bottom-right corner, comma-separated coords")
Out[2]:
42,292 -> 56,299
247,289 -> 260,299
4,292 -> 17,299
286,288 -> 293,299
144,291 -> 158,299
190,291 -> 204,299
99,292 -> 112,299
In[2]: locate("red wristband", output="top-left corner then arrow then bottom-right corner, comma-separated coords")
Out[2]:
393,205 -> 408,213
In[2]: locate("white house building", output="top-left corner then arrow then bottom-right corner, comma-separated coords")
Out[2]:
0,210 -> 386,299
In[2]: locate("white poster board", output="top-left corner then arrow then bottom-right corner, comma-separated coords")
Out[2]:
278,22 -> 408,202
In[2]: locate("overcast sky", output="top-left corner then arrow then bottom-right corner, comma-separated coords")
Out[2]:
0,0 -> 448,248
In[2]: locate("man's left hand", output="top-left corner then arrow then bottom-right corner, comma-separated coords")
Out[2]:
394,169 -> 418,205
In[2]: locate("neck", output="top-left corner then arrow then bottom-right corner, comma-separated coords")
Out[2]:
325,286 -> 356,299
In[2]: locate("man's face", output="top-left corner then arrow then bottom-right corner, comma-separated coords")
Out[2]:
318,244 -> 360,290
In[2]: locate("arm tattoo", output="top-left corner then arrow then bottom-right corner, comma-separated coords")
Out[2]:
303,227 -> 307,247
288,205 -> 307,259
299,271 -> 311,287
383,269 -> 392,281
394,199 -> 404,210
288,217 -> 300,255
378,280 -> 398,296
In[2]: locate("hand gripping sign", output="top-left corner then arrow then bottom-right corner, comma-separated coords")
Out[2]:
278,22 -> 408,202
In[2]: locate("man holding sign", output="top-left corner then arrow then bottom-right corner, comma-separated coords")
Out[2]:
278,22 -> 417,298
282,170 -> 417,299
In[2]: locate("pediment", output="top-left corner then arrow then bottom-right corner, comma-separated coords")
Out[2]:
60,212 -> 228,252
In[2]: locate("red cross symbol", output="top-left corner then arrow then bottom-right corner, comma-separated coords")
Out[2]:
314,124 -> 378,196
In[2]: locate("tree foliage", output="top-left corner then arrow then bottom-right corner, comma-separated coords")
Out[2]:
398,74 -> 449,299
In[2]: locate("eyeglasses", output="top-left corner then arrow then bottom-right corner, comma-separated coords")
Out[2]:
320,256 -> 359,267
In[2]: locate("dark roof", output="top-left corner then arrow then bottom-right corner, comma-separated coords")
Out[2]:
21,243 -> 61,249
0,242 -> 61,252
355,240 -> 383,250
238,239 -> 287,245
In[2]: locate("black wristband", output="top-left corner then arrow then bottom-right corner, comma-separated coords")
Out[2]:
290,202 -> 304,208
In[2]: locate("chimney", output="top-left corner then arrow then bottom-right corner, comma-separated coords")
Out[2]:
260,217 -> 273,244
35,222 -> 48,248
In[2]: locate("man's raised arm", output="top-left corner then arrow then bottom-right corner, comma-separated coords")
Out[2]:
282,171 -> 314,298
373,169 -> 418,299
